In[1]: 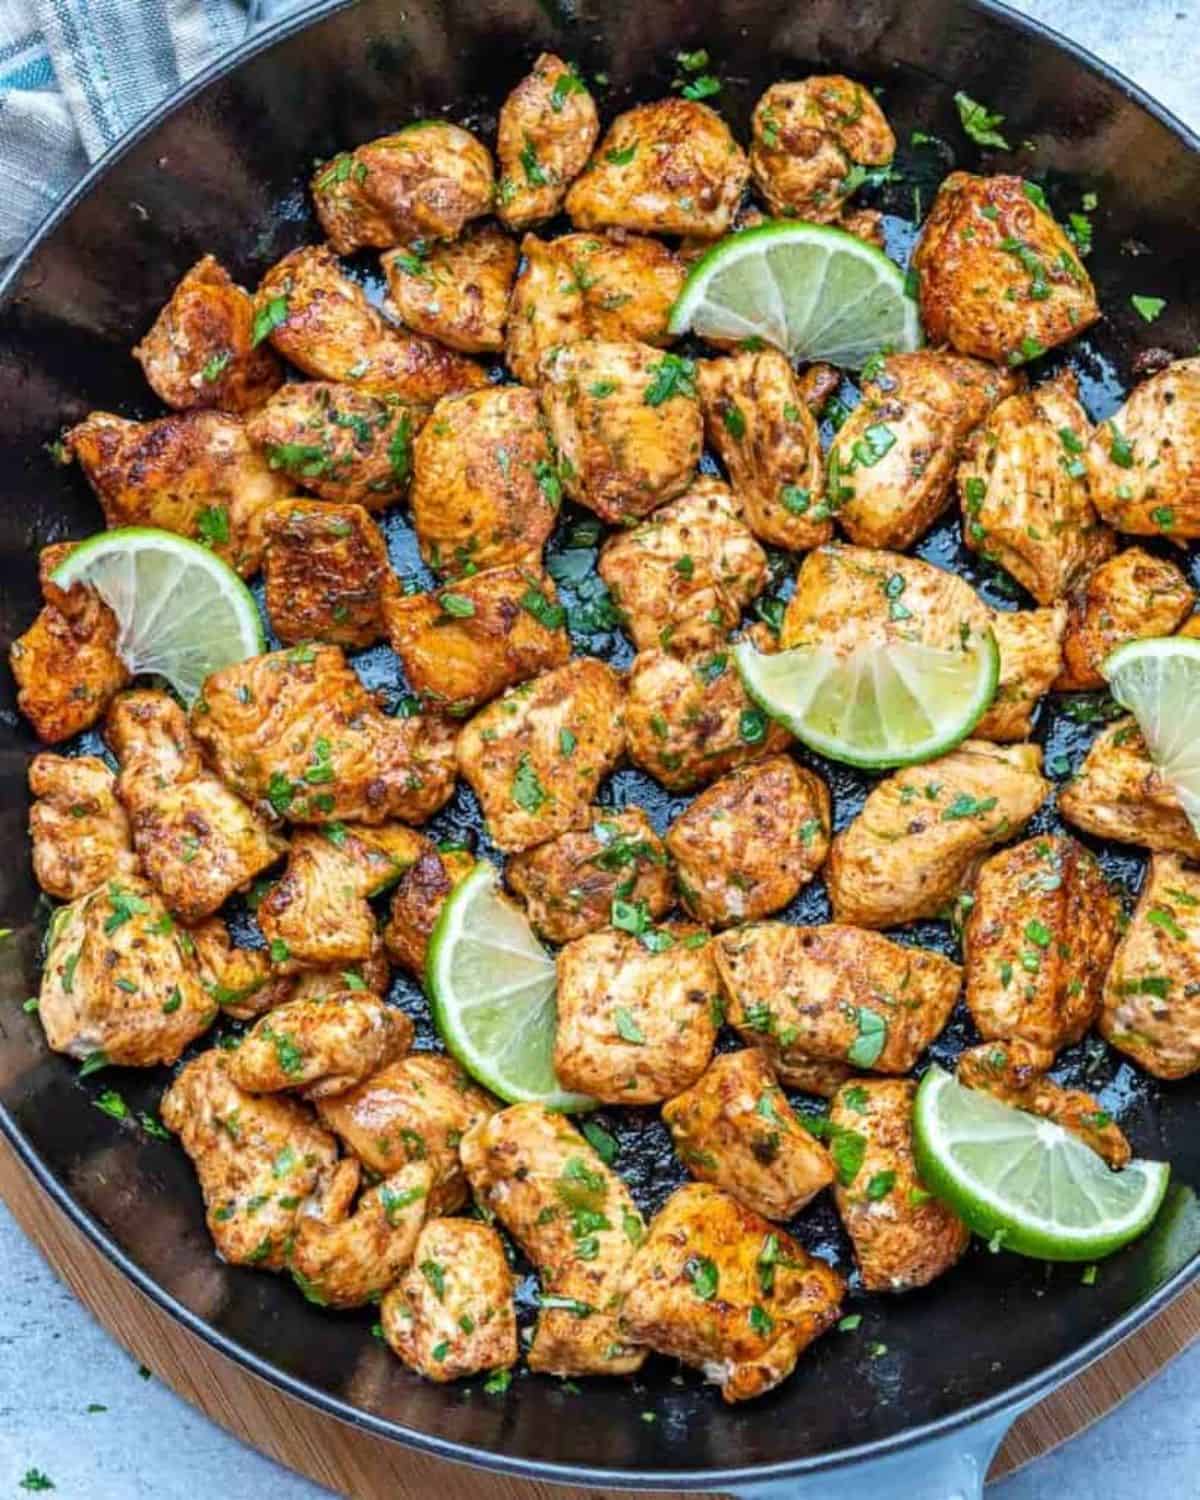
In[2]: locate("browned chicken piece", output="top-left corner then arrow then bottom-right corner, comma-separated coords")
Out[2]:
839,205 -> 887,248
188,916 -> 292,1020
830,1079 -> 970,1293
497,54 -> 600,229
456,659 -> 625,853
957,1040 -> 1131,1167
662,1049 -> 835,1219
229,992 -> 411,1100
597,478 -> 767,654
697,349 -> 830,551
505,806 -> 673,945
624,639 -> 792,793
28,754 -> 136,899
714,923 -> 961,1083
827,741 -> 1049,928
1056,548 -> 1197,691
666,757 -> 830,929
383,562 -> 570,715
66,409 -> 291,576
260,500 -> 393,649
832,351 -> 1020,551
286,929 -> 391,1003
1101,852 -> 1200,1078
1087,359 -> 1200,538
566,99 -> 749,239
39,876 -> 216,1066
503,232 -> 583,387
1179,614 -> 1200,639
317,1053 -> 497,1214
975,605 -> 1067,742
253,245 -> 486,405
1060,720 -> 1200,859
964,834 -> 1119,1052
538,340 -> 702,524
384,845 -> 476,975
913,172 -> 1099,366
382,225 -> 518,354
311,121 -> 495,253
554,924 -> 719,1104
618,1182 -> 844,1403
245,381 -> 422,510
382,1217 -> 518,1381
106,690 -> 285,924
191,644 -> 458,827
410,385 -> 558,577
257,823 -> 427,970
132,254 -> 283,413
161,1048 -> 359,1271
957,370 -> 1113,603
460,1102 -> 647,1376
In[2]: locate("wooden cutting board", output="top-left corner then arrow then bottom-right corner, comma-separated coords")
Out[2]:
1,1129 -> 1196,1499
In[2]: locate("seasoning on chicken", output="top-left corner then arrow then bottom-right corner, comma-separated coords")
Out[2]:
311,121 -> 494,253
617,1182 -> 844,1403
382,1217 -> 518,1381
286,931 -> 391,1004
1056,547 -> 1196,691
410,385 -> 559,577
191,643 -> 458,826
1086,358 -> 1200,538
383,562 -> 570,715
714,923 -> 961,1083
384,845 -> 476,975
1059,719 -> 1200,859
260,500 -> 394,649
829,1078 -> 970,1292
229,991 -> 411,1099
28,754 -> 136,900
975,604 -> 1066,742
566,98 -> 749,239
496,54 -> 600,230
662,1049 -> 835,1219
459,1102 -> 647,1376
666,756 -> 830,928
597,478 -> 767,654
456,659 -> 625,853
382,225 -> 518,355
696,349 -> 830,551
827,741 -> 1049,928
538,340 -> 702,524
964,834 -> 1119,1051
188,915 -> 292,1020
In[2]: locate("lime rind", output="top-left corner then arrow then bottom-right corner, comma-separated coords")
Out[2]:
1104,636 -> 1200,835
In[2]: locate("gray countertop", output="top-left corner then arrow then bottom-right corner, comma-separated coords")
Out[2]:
3,1 -> 1199,1495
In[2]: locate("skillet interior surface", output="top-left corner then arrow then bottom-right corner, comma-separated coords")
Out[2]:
1,0 -> 1200,1483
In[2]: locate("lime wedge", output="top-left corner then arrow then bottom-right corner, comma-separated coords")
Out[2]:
426,862 -> 594,1111
1103,636 -> 1200,835
913,1065 -> 1170,1261
667,220 -> 922,369
732,629 -> 998,770
51,528 -> 264,705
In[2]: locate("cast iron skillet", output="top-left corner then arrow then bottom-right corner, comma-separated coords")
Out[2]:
2,0 -> 1200,1493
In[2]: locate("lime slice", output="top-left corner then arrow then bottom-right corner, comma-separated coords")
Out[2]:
1103,636 -> 1200,835
51,528 -> 264,705
913,1065 -> 1170,1261
667,220 -> 922,369
426,862 -> 594,1111
732,630 -> 998,770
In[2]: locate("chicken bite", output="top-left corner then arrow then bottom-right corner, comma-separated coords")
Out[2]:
497,54 -> 600,229
1059,720 -> 1200,859
913,172 -> 1099,366
460,1102 -> 647,1376
382,225 -> 518,354
132,254 -> 283,413
285,931 -> 391,1005
229,991 -> 410,1100
260,500 -> 394,649
1086,359 -> 1200,538
188,915 -> 292,1020
618,1182 -> 844,1403
384,845 -> 476,975
975,604 -> 1066,742
1056,548 -> 1196,691
28,754 -> 136,900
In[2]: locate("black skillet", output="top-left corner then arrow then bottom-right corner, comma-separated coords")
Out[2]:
2,1 -> 1200,1495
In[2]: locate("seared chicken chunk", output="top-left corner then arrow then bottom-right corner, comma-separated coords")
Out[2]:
538,340 -> 702,524
382,1217 -> 518,1381
260,500 -> 393,649
382,225 -> 518,354
383,562 -> 570,715
28,754 -> 136,900
566,99 -> 749,239
618,1183 -> 844,1403
666,757 -> 830,928
830,1079 -> 970,1293
191,644 -> 458,826
913,172 -> 1099,366
506,807 -> 673,945
1087,359 -> 1200,538
132,254 -> 283,413
228,993 -> 411,1100
460,1103 -> 647,1376
976,604 -> 1066,742
410,385 -> 558,577
827,741 -> 1049,928
663,1049 -> 835,1219
598,478 -> 767,654
1060,720 -> 1200,859
285,931 -> 391,1006
964,835 -> 1119,1051
188,916 -> 291,1020
1056,547 -> 1196,691
384,845 -> 475,975
456,659 -> 625,852
497,54 -> 600,229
